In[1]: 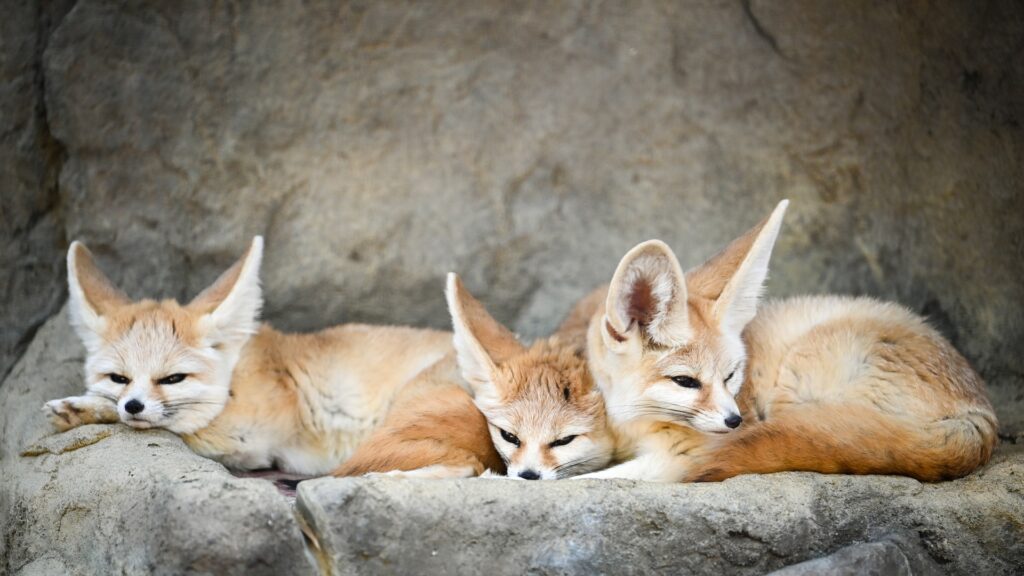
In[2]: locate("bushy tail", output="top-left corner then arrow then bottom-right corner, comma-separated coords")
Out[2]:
686,404 -> 998,482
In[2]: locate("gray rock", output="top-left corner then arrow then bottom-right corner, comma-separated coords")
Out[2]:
296,446 -> 1024,575
0,0 -> 74,380
0,310 -> 317,576
3,0 -> 1024,574
26,0 -> 1024,423
768,536 -> 941,576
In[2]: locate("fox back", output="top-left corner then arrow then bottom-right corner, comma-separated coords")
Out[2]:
586,200 -> 997,482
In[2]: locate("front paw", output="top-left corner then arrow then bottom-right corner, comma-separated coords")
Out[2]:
43,398 -> 88,431
42,396 -> 116,432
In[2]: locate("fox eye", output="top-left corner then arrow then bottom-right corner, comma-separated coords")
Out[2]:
671,375 -> 702,389
725,371 -> 736,383
549,435 -> 577,448
108,374 -> 130,385
499,429 -> 521,447
157,373 -> 188,385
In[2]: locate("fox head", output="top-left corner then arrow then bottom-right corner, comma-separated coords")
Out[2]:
589,200 -> 788,434
66,237 -> 264,434
446,274 -> 614,480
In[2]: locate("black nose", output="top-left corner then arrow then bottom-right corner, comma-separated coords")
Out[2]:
724,413 -> 743,429
124,399 -> 145,415
518,470 -> 541,480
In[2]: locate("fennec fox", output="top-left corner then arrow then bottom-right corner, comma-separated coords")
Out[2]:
44,237 -> 453,475
335,274 -> 615,480
579,200 -> 998,482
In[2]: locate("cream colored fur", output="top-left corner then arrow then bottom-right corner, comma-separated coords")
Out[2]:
578,200 -> 998,482
45,237 -> 453,475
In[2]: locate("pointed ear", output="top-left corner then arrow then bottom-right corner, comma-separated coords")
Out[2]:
445,273 -> 525,402
67,241 -> 131,348
188,236 -> 264,347
687,200 -> 788,335
604,240 -> 691,349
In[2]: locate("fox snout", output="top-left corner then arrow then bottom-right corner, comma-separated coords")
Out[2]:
117,389 -> 164,427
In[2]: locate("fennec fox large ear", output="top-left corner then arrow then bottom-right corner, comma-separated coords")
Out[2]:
687,199 -> 788,336
188,236 -> 264,348
445,273 -> 525,404
604,240 -> 691,351
67,242 -> 132,351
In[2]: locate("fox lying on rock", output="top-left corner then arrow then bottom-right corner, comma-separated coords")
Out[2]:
44,239 -> 614,479
575,200 -> 998,482
44,200 -> 997,483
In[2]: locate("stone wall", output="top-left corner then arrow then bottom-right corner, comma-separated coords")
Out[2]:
3,2 -> 1024,574
3,0 -> 1022,417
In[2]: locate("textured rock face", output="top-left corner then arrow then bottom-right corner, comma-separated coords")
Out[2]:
3,0 -> 1024,574
0,0 -> 74,380
22,0 -> 1024,418
295,452 -> 1024,575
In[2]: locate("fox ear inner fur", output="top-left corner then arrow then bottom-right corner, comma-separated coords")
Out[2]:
445,273 -> 524,402
189,236 -> 265,348
67,241 -> 131,350
604,240 -> 691,349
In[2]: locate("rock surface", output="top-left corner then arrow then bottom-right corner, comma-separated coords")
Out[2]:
768,536 -> 939,576
297,449 -> 1023,575
0,0 -> 74,380
3,0 -> 1024,574
2,0 -> 1019,413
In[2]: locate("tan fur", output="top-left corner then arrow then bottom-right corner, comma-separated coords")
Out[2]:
686,296 -> 998,481
332,275 -> 615,480
332,355 -> 505,477
46,238 -> 454,475
580,201 -> 998,482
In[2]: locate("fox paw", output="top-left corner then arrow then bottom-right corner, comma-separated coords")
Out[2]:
43,398 -> 89,431
42,396 -> 116,432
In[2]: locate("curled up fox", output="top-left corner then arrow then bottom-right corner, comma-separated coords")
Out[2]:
43,200 -> 998,483
574,200 -> 998,482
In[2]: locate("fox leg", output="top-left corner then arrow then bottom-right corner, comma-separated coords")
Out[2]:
43,394 -> 119,432
365,464 -> 479,479
574,452 -> 688,482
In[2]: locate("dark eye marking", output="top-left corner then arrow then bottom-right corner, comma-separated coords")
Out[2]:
670,375 -> 702,389
563,386 -> 570,401
108,373 -> 130,385
499,428 -> 521,447
157,373 -> 188,385
549,435 -> 577,448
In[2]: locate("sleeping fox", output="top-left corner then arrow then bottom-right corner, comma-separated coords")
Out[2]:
44,237 -> 453,474
577,200 -> 998,482
334,273 -> 615,480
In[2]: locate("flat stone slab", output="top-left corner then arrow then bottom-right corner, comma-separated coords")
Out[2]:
297,446 -> 1023,575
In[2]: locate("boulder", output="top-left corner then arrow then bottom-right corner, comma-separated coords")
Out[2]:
297,449 -> 1023,575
